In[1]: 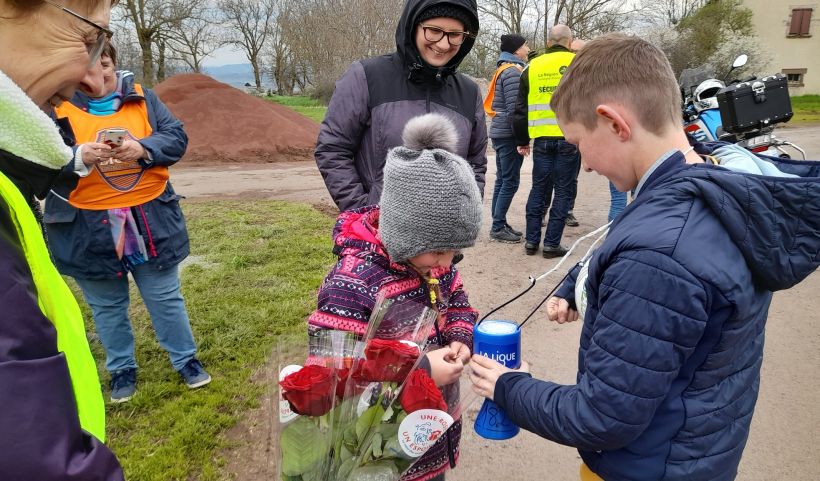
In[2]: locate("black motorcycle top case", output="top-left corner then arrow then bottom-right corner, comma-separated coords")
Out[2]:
717,74 -> 793,134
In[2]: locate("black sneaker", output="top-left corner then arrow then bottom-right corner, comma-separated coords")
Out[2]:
110,368 -> 137,403
525,242 -> 538,255
542,245 -> 569,259
178,358 -> 212,389
505,224 -> 523,237
565,213 -> 579,227
490,227 -> 522,243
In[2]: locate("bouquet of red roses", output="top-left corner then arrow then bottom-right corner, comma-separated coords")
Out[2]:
276,292 -> 474,481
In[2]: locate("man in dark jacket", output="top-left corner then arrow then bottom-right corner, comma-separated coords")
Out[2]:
470,34 -> 820,481
315,0 -> 487,212
487,33 -> 528,243
512,24 -> 579,258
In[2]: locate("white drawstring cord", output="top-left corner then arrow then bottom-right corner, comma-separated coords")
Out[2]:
534,221 -> 612,282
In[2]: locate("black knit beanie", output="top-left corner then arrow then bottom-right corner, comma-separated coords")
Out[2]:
500,33 -> 526,54
416,4 -> 477,33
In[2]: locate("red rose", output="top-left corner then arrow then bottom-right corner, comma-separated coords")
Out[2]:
280,365 -> 335,416
399,369 -> 448,413
358,339 -> 421,382
335,367 -> 360,399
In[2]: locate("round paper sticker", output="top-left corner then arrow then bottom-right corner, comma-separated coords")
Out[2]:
278,365 -> 303,423
397,409 -> 454,457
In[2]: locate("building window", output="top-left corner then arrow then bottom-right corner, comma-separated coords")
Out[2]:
788,8 -> 813,37
782,68 -> 807,87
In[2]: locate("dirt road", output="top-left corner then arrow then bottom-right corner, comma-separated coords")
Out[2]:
173,126 -> 820,480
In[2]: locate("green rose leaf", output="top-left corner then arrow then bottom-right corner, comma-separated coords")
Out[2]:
355,404 -> 385,443
349,462 -> 400,481
280,417 -> 331,476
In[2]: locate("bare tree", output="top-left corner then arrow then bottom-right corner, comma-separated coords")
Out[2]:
220,0 -> 276,90
553,0 -> 633,40
478,0 -> 537,34
117,0 -> 197,86
165,8 -> 222,72
264,10 -> 296,95
639,0 -> 704,27
279,0 -> 400,100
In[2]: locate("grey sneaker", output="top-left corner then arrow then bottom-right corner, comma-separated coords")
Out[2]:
505,224 -> 523,237
110,368 -> 137,403
178,358 -> 212,389
565,213 -> 579,227
490,227 -> 522,243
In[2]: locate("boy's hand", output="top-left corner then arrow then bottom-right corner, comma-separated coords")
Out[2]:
469,355 -> 530,400
517,145 -> 531,156
546,296 -> 579,324
427,347 -> 464,386
448,341 -> 471,365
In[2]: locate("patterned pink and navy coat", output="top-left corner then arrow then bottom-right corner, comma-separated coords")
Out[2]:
307,206 -> 478,481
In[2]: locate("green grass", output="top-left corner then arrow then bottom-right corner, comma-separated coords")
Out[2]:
71,200 -> 335,481
791,95 -> 820,123
266,95 -> 328,123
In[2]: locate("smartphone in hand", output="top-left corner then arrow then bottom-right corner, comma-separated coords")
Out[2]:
102,128 -> 127,148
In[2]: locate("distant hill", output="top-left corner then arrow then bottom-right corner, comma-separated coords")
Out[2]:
203,63 -> 272,90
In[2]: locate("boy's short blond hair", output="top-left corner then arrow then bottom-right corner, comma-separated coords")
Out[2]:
551,33 -> 681,136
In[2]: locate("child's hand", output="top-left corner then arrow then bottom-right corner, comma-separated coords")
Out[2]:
448,341 -> 471,365
546,296 -> 579,324
427,347 -> 464,386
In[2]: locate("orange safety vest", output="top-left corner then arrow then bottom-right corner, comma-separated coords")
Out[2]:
483,63 -> 524,117
55,84 -> 169,210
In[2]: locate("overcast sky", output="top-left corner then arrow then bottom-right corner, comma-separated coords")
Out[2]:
202,45 -> 248,67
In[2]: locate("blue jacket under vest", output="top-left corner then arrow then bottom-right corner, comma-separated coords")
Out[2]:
488,51 -> 525,140
495,146 -> 820,481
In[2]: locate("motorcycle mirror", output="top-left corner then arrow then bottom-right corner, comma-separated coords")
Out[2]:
732,54 -> 748,69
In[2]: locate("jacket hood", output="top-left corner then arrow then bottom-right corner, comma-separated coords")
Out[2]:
332,206 -> 395,265
496,51 -> 526,67
682,147 -> 820,291
395,0 -> 479,81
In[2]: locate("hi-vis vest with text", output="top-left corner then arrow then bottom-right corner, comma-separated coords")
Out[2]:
0,171 -> 106,442
54,84 -> 168,210
527,51 -> 575,138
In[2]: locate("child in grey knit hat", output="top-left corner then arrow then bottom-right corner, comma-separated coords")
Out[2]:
380,112 -> 483,274
307,113 -> 483,479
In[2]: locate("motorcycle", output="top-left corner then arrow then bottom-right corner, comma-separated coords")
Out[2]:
679,55 -> 806,160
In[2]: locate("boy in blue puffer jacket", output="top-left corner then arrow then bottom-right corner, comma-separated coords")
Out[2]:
469,33 -> 820,481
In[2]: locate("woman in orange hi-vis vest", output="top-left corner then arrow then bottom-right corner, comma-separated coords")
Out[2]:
45,43 -> 211,404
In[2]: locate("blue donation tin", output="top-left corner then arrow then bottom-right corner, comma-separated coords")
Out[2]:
473,319 -> 521,440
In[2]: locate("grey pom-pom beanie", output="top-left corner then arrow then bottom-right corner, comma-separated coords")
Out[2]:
379,113 -> 483,263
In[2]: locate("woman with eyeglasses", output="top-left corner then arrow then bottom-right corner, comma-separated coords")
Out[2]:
46,43 -> 210,404
0,0 -> 124,479
315,0 -> 487,214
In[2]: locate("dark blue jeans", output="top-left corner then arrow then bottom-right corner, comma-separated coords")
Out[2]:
490,138 -> 524,231
525,138 -> 580,246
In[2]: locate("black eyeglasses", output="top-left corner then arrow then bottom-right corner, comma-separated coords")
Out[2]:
44,0 -> 113,68
420,24 -> 474,46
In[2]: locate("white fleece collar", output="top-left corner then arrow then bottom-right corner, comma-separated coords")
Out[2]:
0,69 -> 73,170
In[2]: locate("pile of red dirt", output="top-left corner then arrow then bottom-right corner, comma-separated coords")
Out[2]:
154,74 -> 320,165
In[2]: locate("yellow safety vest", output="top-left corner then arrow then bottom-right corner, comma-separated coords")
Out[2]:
0,171 -> 106,442
526,50 -> 575,138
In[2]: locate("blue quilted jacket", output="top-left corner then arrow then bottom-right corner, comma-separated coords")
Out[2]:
488,52 -> 525,140
495,148 -> 820,481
